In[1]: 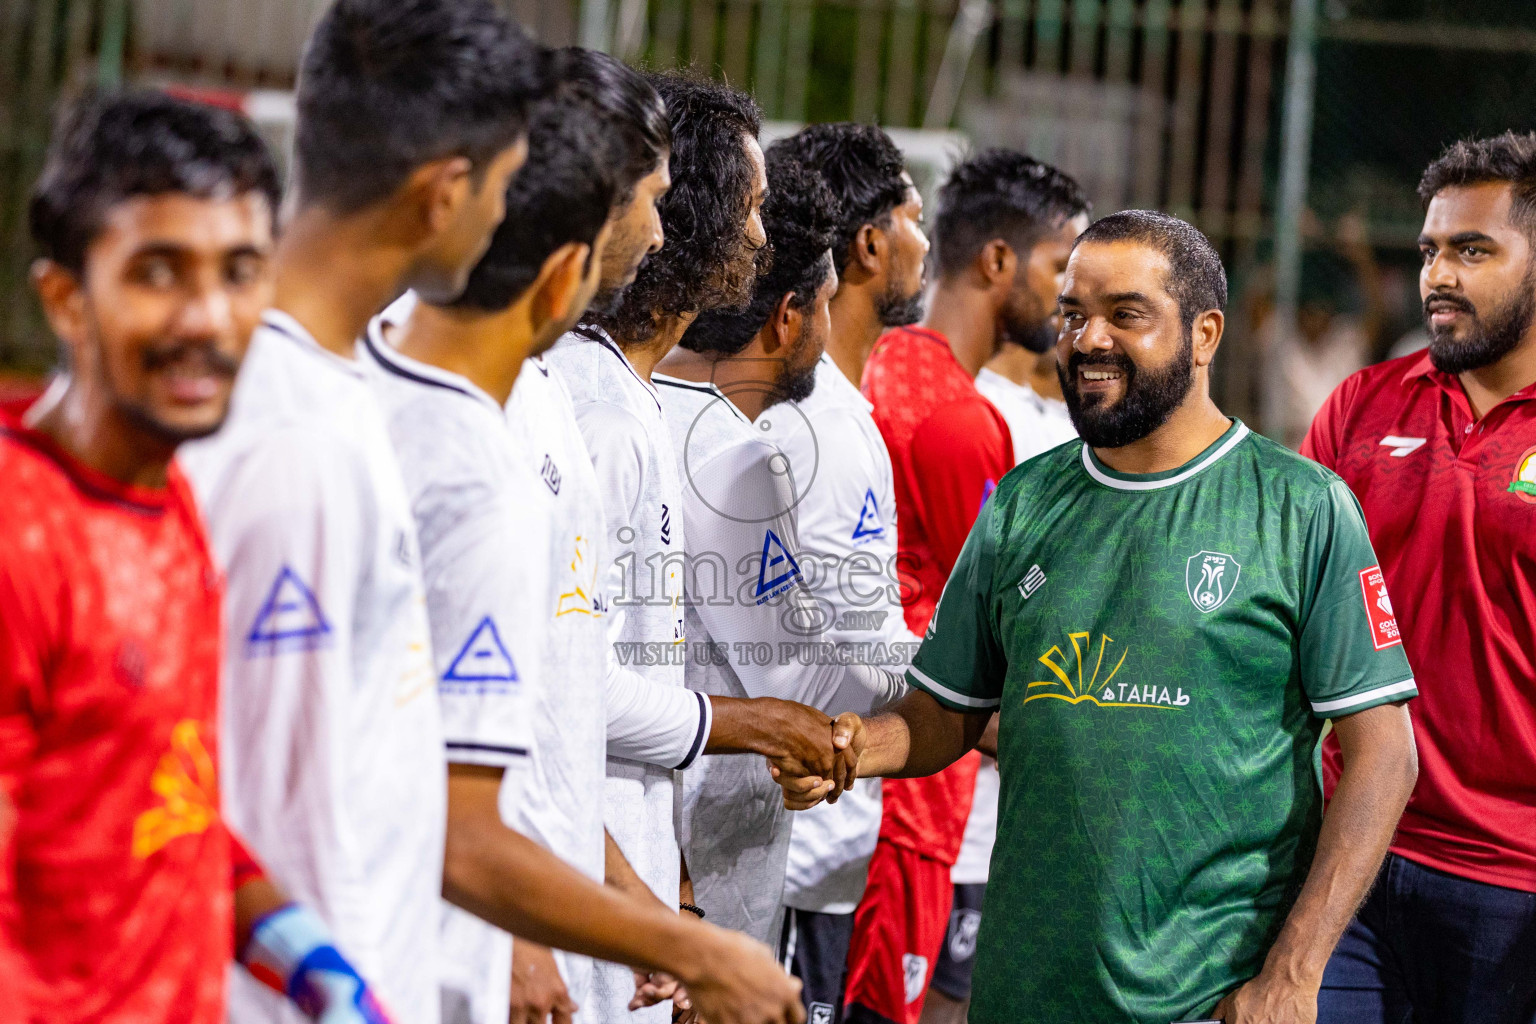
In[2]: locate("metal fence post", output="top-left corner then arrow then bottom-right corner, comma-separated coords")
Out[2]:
1272,0 -> 1319,371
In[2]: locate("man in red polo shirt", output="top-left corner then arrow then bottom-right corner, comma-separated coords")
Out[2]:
1,91 -> 395,1024
1305,132 -> 1536,1024
848,151 -> 1088,1024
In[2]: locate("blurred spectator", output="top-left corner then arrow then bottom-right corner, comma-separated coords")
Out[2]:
1256,212 -> 1384,448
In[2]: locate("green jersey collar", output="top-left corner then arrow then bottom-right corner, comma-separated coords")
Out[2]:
1081,419 -> 1251,492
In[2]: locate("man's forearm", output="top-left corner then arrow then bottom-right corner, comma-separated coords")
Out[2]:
604,828 -> 663,906
858,690 -> 987,779
1259,703 -> 1417,984
706,696 -> 806,758
444,773 -> 706,980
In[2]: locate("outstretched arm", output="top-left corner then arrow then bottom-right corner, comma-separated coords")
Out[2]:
771,690 -> 991,808
442,765 -> 805,1024
1212,702 -> 1416,1024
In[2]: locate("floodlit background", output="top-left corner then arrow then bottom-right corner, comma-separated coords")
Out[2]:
3,0 -> 1534,440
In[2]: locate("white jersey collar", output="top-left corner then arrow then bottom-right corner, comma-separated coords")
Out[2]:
260,308 -> 367,380
1080,419 -> 1250,492
653,373 -> 751,425
816,353 -> 874,413
573,324 -> 662,412
361,314 -> 504,416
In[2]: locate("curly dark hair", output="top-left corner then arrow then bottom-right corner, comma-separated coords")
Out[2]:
931,148 -> 1090,279
1419,130 -> 1536,238
30,90 -> 281,273
766,122 -> 909,278
589,70 -> 764,345
681,155 -> 839,355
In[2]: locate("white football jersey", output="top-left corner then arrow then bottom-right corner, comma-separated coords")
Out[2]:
180,311 -> 446,1024
504,353 -> 712,1022
655,373 -> 905,945
975,367 -> 1078,465
361,315 -> 547,1024
758,355 -> 917,914
544,327 -> 688,1024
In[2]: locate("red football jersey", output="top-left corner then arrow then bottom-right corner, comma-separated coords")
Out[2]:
0,407 -> 231,1023
862,326 -> 1013,863
1304,352 -> 1536,893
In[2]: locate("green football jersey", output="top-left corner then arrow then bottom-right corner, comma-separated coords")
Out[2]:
908,419 -> 1415,1024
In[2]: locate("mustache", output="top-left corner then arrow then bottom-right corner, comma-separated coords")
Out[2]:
142,341 -> 240,377
1066,351 -> 1136,374
1424,290 -> 1475,317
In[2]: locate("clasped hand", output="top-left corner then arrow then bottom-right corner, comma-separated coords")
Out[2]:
764,705 -> 866,809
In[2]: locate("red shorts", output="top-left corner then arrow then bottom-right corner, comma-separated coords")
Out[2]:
844,839 -> 954,1024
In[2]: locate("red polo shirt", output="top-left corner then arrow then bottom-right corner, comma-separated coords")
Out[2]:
1303,351 -> 1536,893
862,325 -> 1013,863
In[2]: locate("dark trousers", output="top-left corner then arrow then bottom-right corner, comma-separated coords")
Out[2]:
1319,853 -> 1536,1024
786,907 -> 857,1024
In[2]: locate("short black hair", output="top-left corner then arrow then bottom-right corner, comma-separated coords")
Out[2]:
557,48 -> 670,206
450,57 -> 623,312
766,122 -> 909,278
681,155 -> 838,355
292,0 -> 548,214
1073,210 -> 1227,329
1419,131 -> 1536,239
931,149 -> 1091,278
590,71 -> 763,345
29,89 -> 280,273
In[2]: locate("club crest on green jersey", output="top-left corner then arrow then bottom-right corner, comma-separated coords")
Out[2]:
1186,551 -> 1241,613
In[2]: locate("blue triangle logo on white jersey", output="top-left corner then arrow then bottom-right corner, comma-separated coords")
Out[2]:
443,616 -> 519,683
852,488 -> 885,541
755,529 -> 802,598
247,566 -> 331,650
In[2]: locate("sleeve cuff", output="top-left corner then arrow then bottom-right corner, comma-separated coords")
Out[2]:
445,740 -> 531,768
1309,678 -> 1418,718
674,691 -> 711,770
907,665 -> 1001,712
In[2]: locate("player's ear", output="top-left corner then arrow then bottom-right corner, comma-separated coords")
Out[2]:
976,239 -> 1016,290
31,258 -> 89,352
763,291 -> 798,357
1191,308 -> 1224,366
402,155 -> 475,241
534,241 -> 592,329
849,223 -> 885,278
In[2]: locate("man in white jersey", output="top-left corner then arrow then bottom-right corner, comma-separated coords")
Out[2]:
372,58 -> 834,1024
759,124 -> 932,1024
180,4 -> 540,1022
545,71 -> 825,1024
894,150 -> 1090,1024
660,153 -> 907,949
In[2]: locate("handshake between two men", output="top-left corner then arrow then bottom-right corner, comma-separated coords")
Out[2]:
762,690 -> 1000,809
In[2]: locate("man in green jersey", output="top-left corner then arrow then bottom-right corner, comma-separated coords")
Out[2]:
773,211 -> 1420,1024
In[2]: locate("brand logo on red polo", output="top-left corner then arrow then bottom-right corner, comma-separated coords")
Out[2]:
1359,566 -> 1402,650
1510,446 -> 1536,504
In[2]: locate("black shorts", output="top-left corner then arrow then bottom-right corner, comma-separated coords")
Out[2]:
784,907 -> 857,1024
928,882 -> 985,1002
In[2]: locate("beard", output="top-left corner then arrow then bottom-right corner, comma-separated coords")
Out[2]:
1058,334 -> 1195,449
768,358 -> 818,408
97,328 -> 239,446
764,331 -> 821,410
1425,271 -> 1536,374
1000,309 -> 1056,354
876,272 -> 925,328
